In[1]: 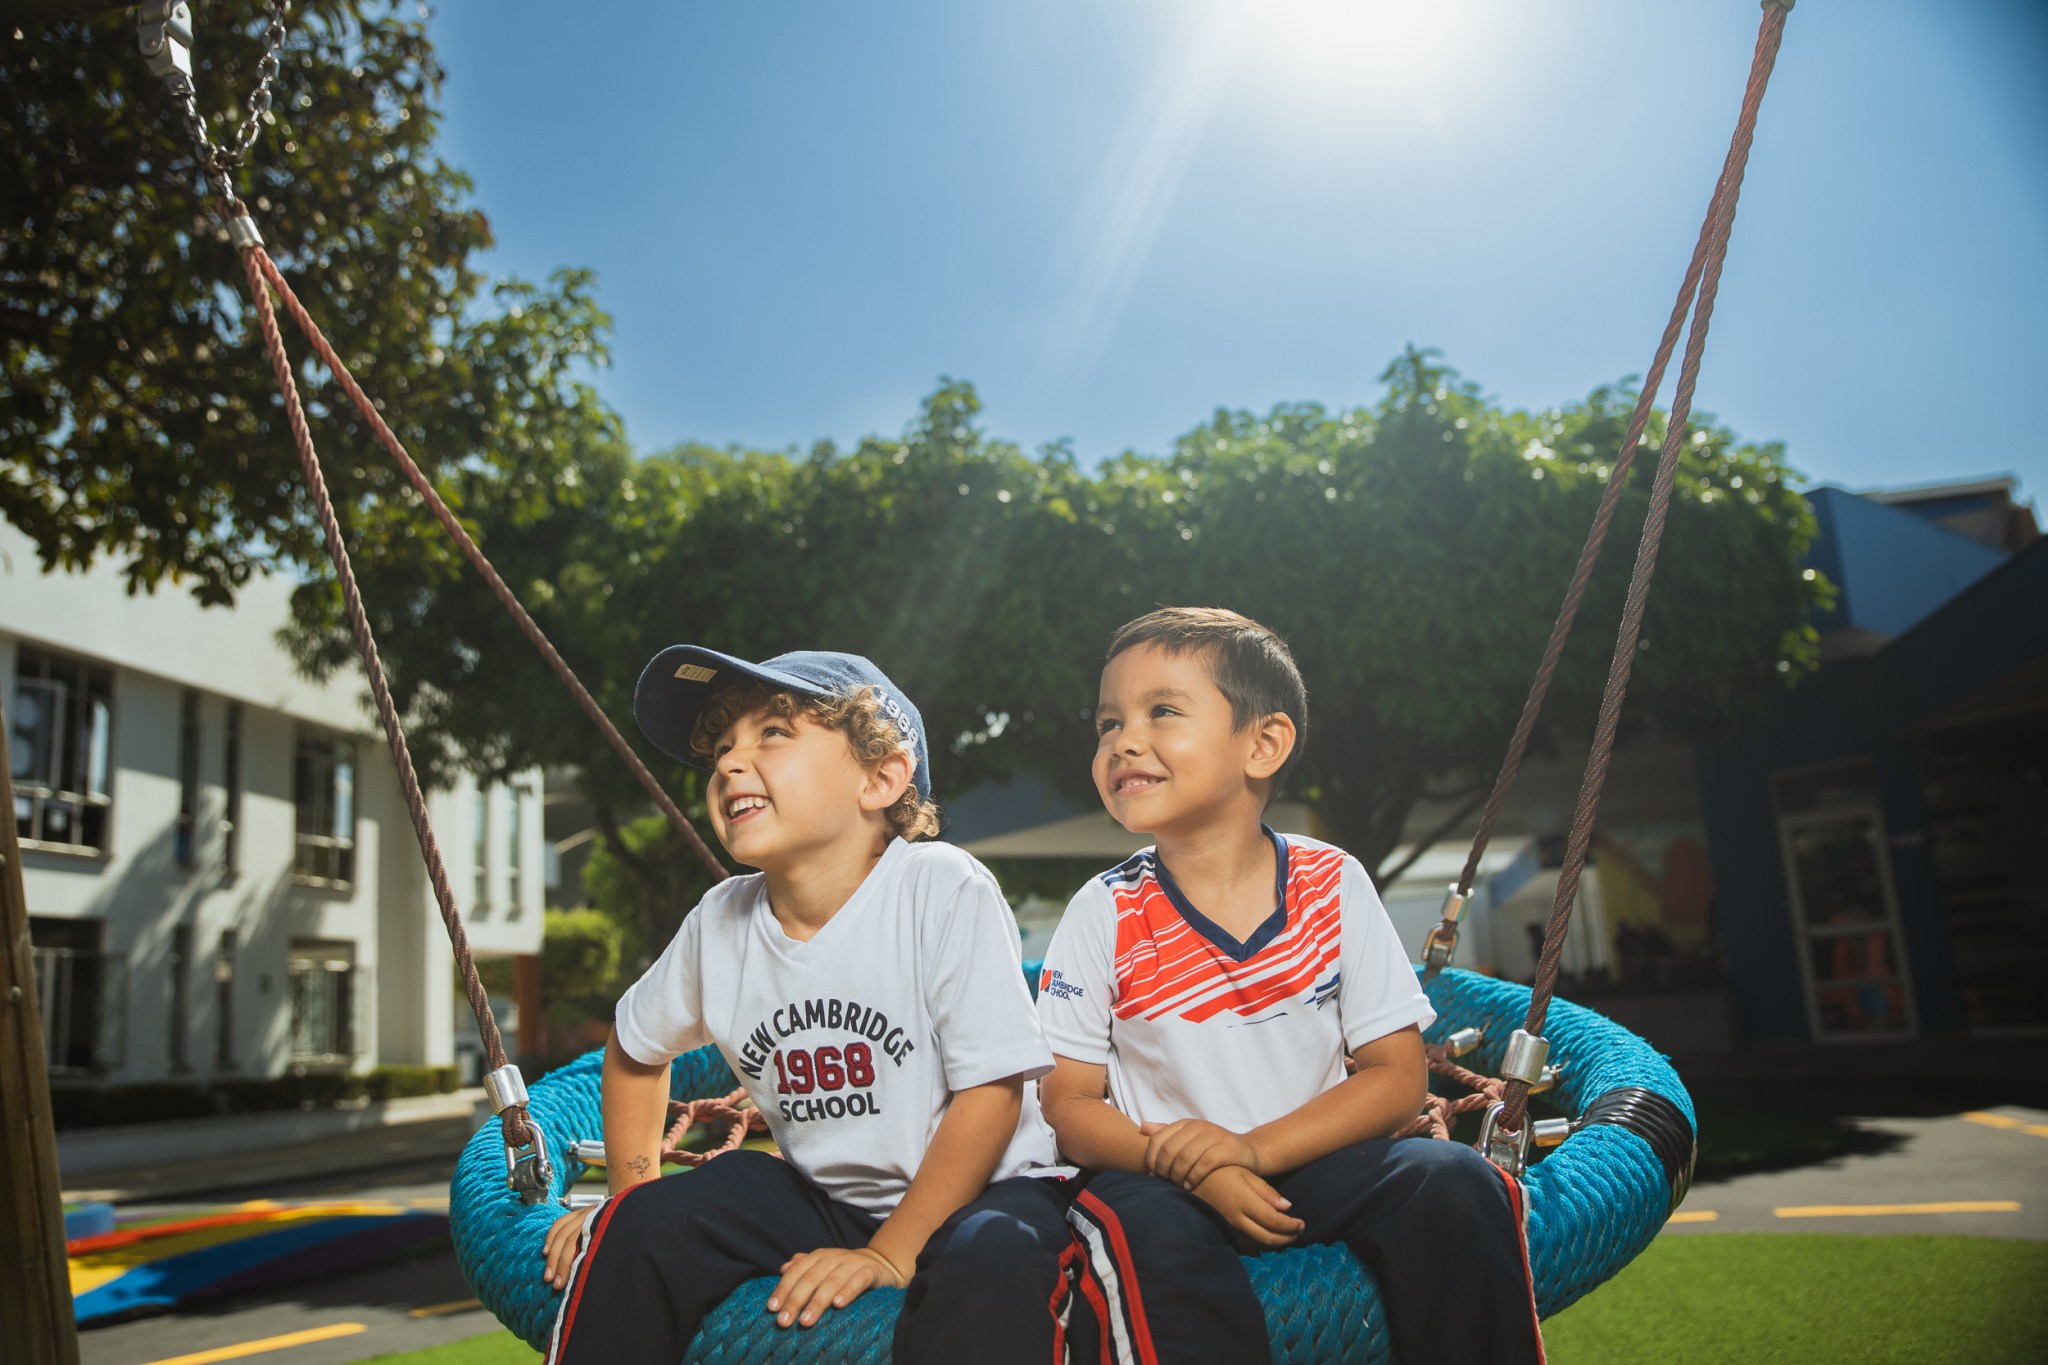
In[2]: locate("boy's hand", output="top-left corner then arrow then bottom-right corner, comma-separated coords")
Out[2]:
542,1204 -> 602,1290
1140,1118 -> 1263,1190
1189,1166 -> 1304,1250
768,1246 -> 908,1328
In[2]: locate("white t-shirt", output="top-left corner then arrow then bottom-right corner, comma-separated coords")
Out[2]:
615,838 -> 1057,1215
1037,830 -> 1435,1135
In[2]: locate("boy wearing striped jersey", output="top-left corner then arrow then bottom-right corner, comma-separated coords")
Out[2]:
1037,608 -> 1544,1365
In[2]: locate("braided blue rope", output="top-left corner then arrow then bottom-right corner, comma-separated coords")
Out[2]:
450,968 -> 1691,1363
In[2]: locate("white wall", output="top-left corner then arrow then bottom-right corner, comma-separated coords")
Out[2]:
2,523 -> 542,1083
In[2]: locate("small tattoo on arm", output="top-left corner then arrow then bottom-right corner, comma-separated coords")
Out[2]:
627,1155 -> 652,1179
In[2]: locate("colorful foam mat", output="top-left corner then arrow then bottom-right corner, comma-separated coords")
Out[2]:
69,1200 -> 450,1324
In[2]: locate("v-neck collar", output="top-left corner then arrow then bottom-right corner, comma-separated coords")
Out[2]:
1152,826 -> 1290,963
757,837 -> 905,956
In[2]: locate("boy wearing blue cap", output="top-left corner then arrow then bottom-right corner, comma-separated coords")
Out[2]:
541,648 -> 1072,1365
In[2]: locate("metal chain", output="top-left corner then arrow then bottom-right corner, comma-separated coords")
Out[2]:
140,0 -> 290,214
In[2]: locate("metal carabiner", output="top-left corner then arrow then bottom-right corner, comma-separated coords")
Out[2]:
503,1115 -> 556,1204
1477,1101 -> 1533,1177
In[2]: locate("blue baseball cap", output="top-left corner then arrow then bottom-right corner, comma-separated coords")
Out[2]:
634,646 -> 932,801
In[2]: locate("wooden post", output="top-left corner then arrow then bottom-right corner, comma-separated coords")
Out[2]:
0,692 -> 82,1364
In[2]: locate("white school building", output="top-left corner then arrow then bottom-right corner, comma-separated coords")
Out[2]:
2,522 -> 542,1086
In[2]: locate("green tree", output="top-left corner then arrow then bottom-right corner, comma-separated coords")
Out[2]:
1132,347 -> 1828,874
281,378 -> 1111,946
3,1 -> 609,603
537,907 -> 626,1013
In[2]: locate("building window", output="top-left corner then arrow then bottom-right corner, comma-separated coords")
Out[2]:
1773,760 -> 1916,1041
11,648 -> 114,854
288,940 -> 362,1066
168,923 -> 192,1072
222,703 -> 244,877
293,731 -> 356,886
505,784 -> 531,920
215,928 -> 237,1070
28,917 -> 126,1073
175,690 -> 201,868
472,786 -> 490,916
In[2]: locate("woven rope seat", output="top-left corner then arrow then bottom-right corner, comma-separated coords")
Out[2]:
451,967 -> 1694,1365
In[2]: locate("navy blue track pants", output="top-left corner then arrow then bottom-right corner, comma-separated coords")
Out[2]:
1058,1139 -> 1546,1365
546,1149 -> 1075,1365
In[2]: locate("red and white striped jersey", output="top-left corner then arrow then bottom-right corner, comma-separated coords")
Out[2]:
1038,830 -> 1434,1134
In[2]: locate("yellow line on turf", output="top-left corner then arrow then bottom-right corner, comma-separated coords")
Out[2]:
409,1298 -> 483,1318
2025,1125 -> 2048,1139
1963,1112 -> 2025,1130
1666,1211 -> 1719,1223
1774,1201 -> 2021,1218
137,1323 -> 367,1365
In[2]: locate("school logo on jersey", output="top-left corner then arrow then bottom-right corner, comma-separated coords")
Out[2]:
732,997 -> 915,1126
1041,968 -> 1085,1002
1107,844 -> 1346,1024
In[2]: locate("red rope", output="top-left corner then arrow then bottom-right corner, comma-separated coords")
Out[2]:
249,250 -> 728,884
660,1089 -> 771,1167
238,243 -> 534,1149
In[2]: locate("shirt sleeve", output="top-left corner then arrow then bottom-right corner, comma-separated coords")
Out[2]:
1334,856 -> 1437,1052
613,903 -> 710,1066
1035,878 -> 1117,1066
920,854 -> 1056,1093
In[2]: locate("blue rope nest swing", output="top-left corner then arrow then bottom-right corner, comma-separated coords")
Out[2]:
450,967 -> 1696,1365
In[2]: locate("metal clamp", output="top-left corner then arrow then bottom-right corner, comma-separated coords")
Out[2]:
225,213 -> 264,249
1421,923 -> 1459,971
1532,1117 -> 1573,1149
1442,1026 -> 1485,1059
1530,1063 -> 1564,1096
483,1063 -> 530,1113
1477,1102 -> 1532,1176
1421,884 -> 1472,971
485,1064 -> 555,1202
1500,1029 -> 1551,1085
137,1 -> 194,91
567,1139 -> 608,1166
503,1114 -> 555,1204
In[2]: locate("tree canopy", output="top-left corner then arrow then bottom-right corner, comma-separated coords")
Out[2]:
3,0 -> 610,603
280,359 -> 1825,891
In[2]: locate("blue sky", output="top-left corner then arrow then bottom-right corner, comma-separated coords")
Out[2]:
429,0 -> 2048,508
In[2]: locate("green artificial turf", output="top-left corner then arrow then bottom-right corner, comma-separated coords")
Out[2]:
1542,1234 -> 2048,1364
359,1234 -> 2048,1365
360,1333 -> 538,1364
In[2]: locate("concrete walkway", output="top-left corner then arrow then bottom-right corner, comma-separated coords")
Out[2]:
61,1097 -> 489,1204
1667,1105 -> 2048,1240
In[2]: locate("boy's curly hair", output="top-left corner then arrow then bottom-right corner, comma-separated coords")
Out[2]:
689,681 -> 942,841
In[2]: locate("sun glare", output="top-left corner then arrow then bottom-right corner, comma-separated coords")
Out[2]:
1237,0 -> 1488,105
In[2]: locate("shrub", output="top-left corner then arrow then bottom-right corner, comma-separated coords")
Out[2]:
366,1064 -> 459,1101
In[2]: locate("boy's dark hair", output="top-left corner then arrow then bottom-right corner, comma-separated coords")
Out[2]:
1106,607 -> 1309,798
